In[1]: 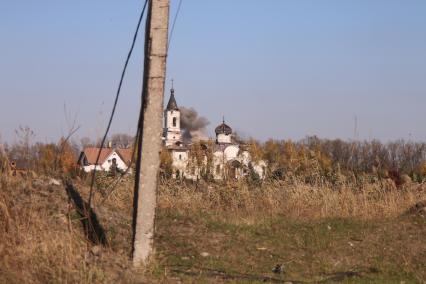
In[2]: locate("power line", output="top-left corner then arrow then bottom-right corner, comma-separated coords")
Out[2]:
88,0 -> 149,207
95,0 -> 183,204
100,125 -> 140,203
168,0 -> 183,51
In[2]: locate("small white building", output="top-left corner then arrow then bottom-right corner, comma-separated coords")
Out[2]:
77,147 -> 132,173
163,87 -> 266,180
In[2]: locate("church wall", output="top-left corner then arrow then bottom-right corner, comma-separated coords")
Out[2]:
164,109 -> 182,146
165,132 -> 182,146
217,133 -> 231,144
211,151 -> 223,179
171,150 -> 188,177
165,110 -> 180,131
223,145 -> 239,161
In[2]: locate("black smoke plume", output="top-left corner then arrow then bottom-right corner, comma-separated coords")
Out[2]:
180,107 -> 210,142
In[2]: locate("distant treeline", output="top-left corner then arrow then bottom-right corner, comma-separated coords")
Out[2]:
1,126 -> 425,185
246,136 -> 426,184
0,126 -> 135,176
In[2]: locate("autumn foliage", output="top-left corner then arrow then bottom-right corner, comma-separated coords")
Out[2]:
4,136 -> 79,176
251,136 -> 426,185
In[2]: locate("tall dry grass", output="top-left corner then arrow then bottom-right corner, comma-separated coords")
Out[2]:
1,174 -> 425,283
0,176 -> 135,284
157,180 -> 426,220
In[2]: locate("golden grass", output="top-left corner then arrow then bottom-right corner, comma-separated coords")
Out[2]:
0,176 -> 135,284
1,174 -> 425,283
157,180 -> 426,220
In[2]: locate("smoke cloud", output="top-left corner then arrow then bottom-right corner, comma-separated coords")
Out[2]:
180,107 -> 210,142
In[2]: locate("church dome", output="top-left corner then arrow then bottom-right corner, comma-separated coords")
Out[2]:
215,121 -> 232,135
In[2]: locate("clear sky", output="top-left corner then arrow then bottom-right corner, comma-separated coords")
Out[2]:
1,0 -> 425,144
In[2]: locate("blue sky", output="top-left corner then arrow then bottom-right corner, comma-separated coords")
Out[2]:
1,0 -> 425,144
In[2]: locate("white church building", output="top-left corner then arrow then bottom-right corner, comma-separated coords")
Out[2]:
163,87 -> 266,180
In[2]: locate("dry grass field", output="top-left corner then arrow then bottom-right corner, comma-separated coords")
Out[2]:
1,175 -> 425,283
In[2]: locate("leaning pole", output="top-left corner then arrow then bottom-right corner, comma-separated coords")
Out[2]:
132,0 -> 170,267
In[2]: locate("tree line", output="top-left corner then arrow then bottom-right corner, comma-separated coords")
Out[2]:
247,136 -> 426,184
2,126 -> 425,185
0,126 -> 135,176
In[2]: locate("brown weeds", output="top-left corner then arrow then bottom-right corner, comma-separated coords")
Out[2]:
0,176 -> 136,283
158,180 -> 426,221
1,175 -> 425,283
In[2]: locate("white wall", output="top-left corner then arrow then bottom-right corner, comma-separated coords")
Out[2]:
101,151 -> 128,171
212,151 -> 225,179
171,150 -> 188,178
164,110 -> 182,146
210,146 -> 267,180
81,151 -> 129,173
217,133 -> 231,144
83,165 -> 103,173
253,160 -> 267,179
165,110 -> 180,130
224,145 -> 239,161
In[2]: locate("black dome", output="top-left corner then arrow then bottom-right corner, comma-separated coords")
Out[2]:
166,88 -> 179,111
215,122 -> 232,135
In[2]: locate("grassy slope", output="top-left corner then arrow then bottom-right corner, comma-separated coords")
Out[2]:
1,176 -> 425,283
153,210 -> 425,283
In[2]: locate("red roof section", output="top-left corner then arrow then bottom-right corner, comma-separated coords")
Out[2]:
80,147 -> 133,166
81,147 -> 113,165
116,148 -> 133,166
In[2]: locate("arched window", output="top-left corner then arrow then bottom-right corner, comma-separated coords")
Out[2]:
173,117 -> 177,127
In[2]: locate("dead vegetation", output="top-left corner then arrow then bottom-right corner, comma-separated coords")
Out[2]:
0,175 -> 137,283
158,179 -> 426,221
1,173 -> 425,283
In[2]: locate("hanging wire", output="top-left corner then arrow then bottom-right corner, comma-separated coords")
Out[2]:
168,0 -> 183,51
101,0 -> 185,202
88,0 -> 149,208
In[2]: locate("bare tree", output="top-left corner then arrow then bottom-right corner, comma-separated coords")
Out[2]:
14,125 -> 35,170
80,137 -> 94,148
110,133 -> 134,148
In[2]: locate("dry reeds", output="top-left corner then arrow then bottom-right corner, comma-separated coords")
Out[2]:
1,174 -> 425,283
0,176 -> 133,283
157,180 -> 426,220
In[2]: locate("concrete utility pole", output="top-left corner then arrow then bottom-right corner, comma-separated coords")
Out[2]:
132,0 -> 170,267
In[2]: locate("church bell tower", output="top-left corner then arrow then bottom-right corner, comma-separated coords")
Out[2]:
164,85 -> 182,146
